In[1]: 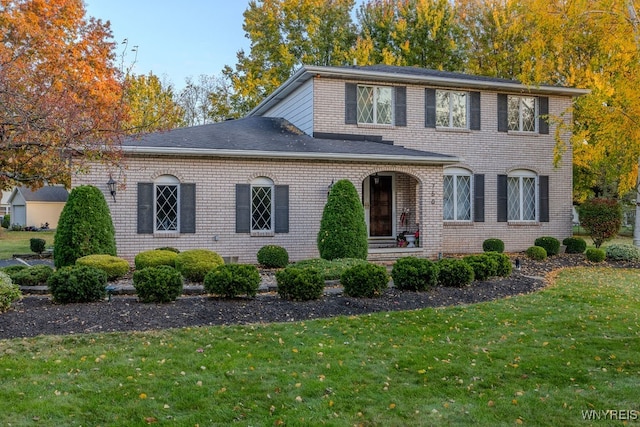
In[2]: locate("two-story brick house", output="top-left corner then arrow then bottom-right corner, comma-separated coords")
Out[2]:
75,65 -> 587,263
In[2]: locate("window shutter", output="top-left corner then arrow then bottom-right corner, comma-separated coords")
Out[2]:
180,183 -> 196,233
235,184 -> 250,233
470,91 -> 481,130
497,93 -> 508,132
137,183 -> 153,234
345,83 -> 357,124
394,86 -> 407,127
425,88 -> 436,128
539,175 -> 549,222
538,96 -> 549,134
497,175 -> 508,222
274,185 -> 289,233
473,174 -> 485,222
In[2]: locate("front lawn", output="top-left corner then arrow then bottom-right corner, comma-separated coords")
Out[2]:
0,230 -> 55,259
0,267 -> 638,426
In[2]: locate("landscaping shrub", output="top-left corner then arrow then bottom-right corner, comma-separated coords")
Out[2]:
462,254 -> 499,281
578,198 -> 622,248
1,265 -> 27,279
563,237 -> 587,254
10,264 -> 53,287
135,249 -> 178,269
54,185 -> 116,268
276,267 -> 324,301
133,265 -> 183,303
525,246 -> 547,261
47,265 -> 107,303
155,247 -> 180,253
484,252 -> 513,277
175,249 -> 224,282
341,263 -> 389,297
436,258 -> 475,287
30,238 -> 46,254
290,258 -> 368,280
391,257 -> 438,291
605,244 -> 640,261
204,264 -> 261,298
482,238 -> 504,253
586,248 -> 606,263
317,179 -> 368,261
76,254 -> 130,281
1,214 -> 10,229
0,271 -> 21,313
257,245 -> 289,268
534,236 -> 561,256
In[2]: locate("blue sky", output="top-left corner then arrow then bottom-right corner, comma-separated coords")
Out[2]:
84,1 -> 252,89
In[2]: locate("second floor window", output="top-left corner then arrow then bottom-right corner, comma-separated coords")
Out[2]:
508,95 -> 537,132
357,85 -> 393,125
436,91 -> 467,128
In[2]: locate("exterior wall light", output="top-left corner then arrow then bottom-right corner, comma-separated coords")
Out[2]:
107,175 -> 117,202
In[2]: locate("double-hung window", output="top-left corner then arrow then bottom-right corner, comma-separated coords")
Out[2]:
507,95 -> 537,132
507,170 -> 537,221
137,175 -> 196,235
443,168 -> 472,221
251,177 -> 274,232
436,91 -> 467,129
235,179 -> 289,235
357,85 -> 393,125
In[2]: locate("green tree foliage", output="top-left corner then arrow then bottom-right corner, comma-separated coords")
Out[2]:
578,198 -> 622,248
317,179 -> 368,260
124,73 -> 185,134
54,185 -> 116,268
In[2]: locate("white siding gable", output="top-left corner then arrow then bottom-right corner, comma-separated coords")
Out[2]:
264,78 -> 313,135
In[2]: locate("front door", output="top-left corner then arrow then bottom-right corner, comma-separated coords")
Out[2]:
369,175 -> 393,237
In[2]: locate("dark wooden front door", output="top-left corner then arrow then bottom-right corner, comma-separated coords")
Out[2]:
370,175 -> 392,237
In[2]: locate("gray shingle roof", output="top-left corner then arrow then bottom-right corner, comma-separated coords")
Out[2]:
13,186 -> 68,203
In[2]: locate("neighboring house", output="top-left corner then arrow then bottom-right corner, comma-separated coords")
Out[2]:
8,186 -> 69,229
74,65 -> 587,263
1,190 -> 10,216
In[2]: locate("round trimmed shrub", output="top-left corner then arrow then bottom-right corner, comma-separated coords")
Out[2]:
1,265 -> 28,278
341,263 -> 389,297
30,238 -> 46,254
586,248 -> 606,263
257,245 -> 289,268
436,258 -> 475,287
482,238 -> 504,253
534,236 -> 561,256
53,185 -> 116,268
276,267 -> 324,301
155,247 -> 180,253
76,254 -> 130,281
525,246 -> 547,261
10,264 -> 53,287
604,244 -> 640,261
0,271 -> 21,313
135,249 -> 178,270
133,265 -> 183,303
175,249 -> 224,282
462,254 -> 499,281
204,264 -> 261,298
47,265 -> 107,303
484,252 -> 512,277
391,257 -> 438,291
562,237 -> 587,254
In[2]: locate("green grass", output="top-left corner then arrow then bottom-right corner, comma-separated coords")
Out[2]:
0,230 -> 55,259
1,267 -> 639,426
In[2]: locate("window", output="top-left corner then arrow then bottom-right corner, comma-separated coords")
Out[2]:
236,181 -> 289,234
443,168 -> 472,221
154,175 -> 179,232
507,95 -> 537,132
507,170 -> 537,221
251,177 -> 273,232
436,91 -> 467,128
137,177 -> 195,235
357,85 -> 393,125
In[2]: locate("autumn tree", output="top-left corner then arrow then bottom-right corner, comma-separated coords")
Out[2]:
178,74 -> 220,126
124,72 -> 184,134
0,0 -> 126,190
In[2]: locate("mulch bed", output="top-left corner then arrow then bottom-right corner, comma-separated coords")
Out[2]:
1,254 -> 638,339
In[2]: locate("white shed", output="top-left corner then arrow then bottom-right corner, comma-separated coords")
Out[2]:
8,186 -> 68,229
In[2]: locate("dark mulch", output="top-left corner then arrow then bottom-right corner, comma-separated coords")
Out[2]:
1,254 -> 637,339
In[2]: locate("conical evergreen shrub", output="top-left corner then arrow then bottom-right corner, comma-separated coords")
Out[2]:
54,185 -> 116,268
317,179 -> 368,260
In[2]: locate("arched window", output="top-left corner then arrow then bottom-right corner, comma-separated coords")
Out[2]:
443,167 -> 472,221
155,175 -> 179,232
507,170 -> 537,221
251,177 -> 274,232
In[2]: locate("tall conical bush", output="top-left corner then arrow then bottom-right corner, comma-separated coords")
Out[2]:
54,185 -> 116,268
317,179 -> 368,260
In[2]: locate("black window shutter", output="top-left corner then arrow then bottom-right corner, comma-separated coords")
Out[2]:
394,86 -> 407,127
470,91 -> 481,130
345,83 -> 357,124
497,175 -> 508,222
473,174 -> 485,222
137,183 -> 153,234
235,184 -> 250,233
274,185 -> 289,233
497,93 -> 508,132
539,175 -> 549,222
538,96 -> 549,134
425,88 -> 436,128
180,183 -> 196,233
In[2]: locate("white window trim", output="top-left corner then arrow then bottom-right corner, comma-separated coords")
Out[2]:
154,175 -> 180,234
444,168 -> 473,222
508,95 -> 538,133
357,84 -> 394,126
507,170 -> 538,222
250,177 -> 274,235
436,90 -> 469,130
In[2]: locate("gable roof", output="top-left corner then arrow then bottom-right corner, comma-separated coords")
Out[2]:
122,116 -> 460,165
249,65 -> 590,117
8,186 -> 69,204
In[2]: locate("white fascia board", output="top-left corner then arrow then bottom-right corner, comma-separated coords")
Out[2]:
120,146 -> 461,165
